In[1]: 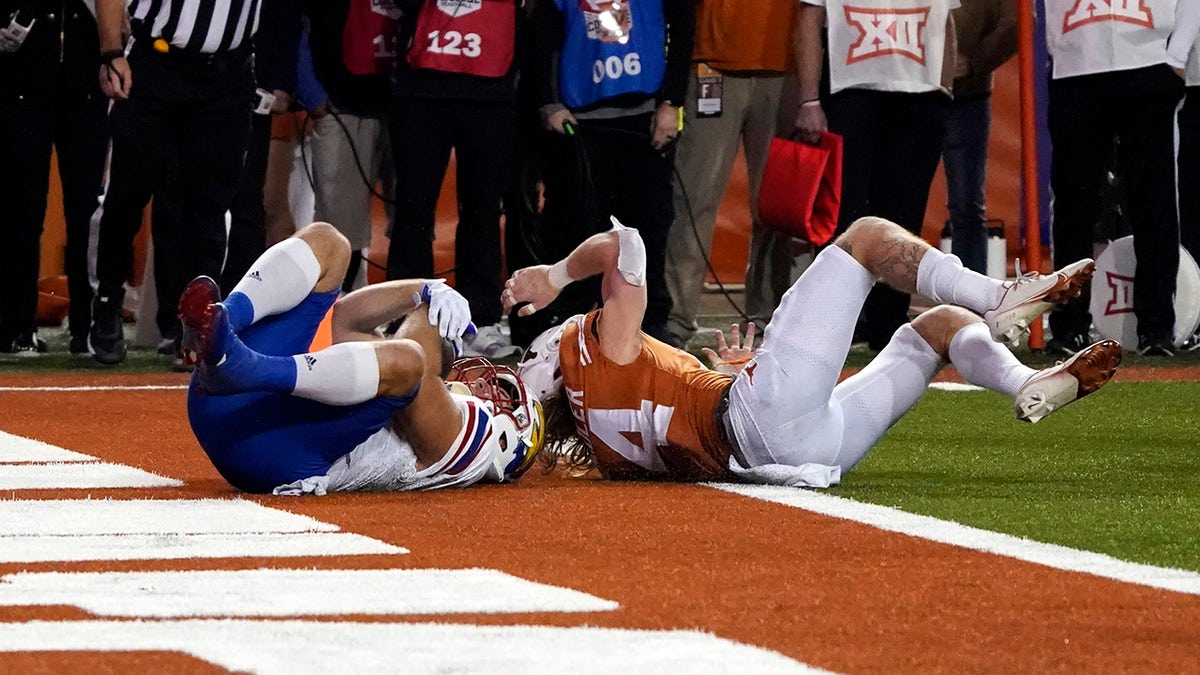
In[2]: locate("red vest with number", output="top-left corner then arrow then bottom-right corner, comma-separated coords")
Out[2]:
342,0 -> 402,76
407,0 -> 516,78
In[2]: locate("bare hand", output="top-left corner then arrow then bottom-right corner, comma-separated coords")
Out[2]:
270,89 -> 291,113
794,103 -> 826,145
99,57 -> 132,99
504,265 -> 561,317
1174,66 -> 1186,80
310,98 -> 331,119
0,27 -> 23,52
545,106 -> 578,135
701,323 -> 758,375
650,102 -> 679,150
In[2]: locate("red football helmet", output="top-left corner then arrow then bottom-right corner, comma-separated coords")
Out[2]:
446,357 -> 545,480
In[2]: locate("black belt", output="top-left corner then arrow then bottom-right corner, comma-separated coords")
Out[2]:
714,385 -> 750,468
131,34 -> 253,73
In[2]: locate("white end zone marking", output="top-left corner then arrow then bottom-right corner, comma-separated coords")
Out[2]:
0,431 -> 94,462
0,463 -> 182,490
0,620 -> 833,674
0,499 -> 405,562
710,484 -> 1200,595
0,532 -> 405,563
0,499 -> 339,535
0,569 -> 618,617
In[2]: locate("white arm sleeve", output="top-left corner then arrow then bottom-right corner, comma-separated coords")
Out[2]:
609,216 -> 646,287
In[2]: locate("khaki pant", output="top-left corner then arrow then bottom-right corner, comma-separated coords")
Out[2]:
665,70 -> 796,341
309,112 -> 392,250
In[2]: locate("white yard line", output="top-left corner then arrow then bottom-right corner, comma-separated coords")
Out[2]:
710,484 -> 1200,596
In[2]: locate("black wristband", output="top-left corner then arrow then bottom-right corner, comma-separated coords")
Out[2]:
100,49 -> 125,66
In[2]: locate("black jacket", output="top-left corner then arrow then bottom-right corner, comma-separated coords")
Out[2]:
0,0 -> 100,97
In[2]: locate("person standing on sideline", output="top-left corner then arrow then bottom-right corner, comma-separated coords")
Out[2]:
89,0 -> 260,365
941,0 -> 1016,275
663,0 -> 802,346
1042,0 -> 1185,357
1169,0 -> 1200,349
0,0 -> 107,356
299,0 -> 399,293
387,0 -> 524,359
527,0 -> 695,348
795,0 -> 958,352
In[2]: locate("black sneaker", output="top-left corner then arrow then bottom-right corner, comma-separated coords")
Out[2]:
89,289 -> 128,365
69,334 -> 91,356
2,333 -> 47,357
1044,331 -> 1090,357
1137,334 -> 1176,357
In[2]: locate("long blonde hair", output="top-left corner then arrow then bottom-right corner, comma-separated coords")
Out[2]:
537,392 -> 595,476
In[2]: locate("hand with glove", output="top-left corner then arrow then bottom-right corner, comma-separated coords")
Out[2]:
414,279 -> 475,355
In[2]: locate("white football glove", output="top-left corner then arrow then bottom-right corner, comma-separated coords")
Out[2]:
414,279 -> 473,353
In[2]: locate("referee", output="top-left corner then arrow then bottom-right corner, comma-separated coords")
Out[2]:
89,0 -> 260,365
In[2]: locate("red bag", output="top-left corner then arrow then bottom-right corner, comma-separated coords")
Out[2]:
342,0 -> 402,75
407,0 -> 516,78
757,131 -> 843,247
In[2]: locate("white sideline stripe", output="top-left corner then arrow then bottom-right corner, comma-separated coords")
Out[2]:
0,462 -> 182,490
0,532 -> 405,563
711,484 -> 1200,596
928,382 -> 983,392
0,385 -> 188,392
0,499 -> 340,536
0,568 -> 617,617
0,431 -> 95,462
0,620 -> 830,674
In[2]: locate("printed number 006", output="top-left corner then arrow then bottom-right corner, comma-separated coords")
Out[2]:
425,30 -> 482,58
592,53 -> 642,84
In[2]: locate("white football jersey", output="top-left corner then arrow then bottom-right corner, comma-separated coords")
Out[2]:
804,0 -> 958,94
1045,0 -> 1176,79
274,393 -> 501,495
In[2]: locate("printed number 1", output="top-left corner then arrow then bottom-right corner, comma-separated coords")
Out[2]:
426,31 -> 482,58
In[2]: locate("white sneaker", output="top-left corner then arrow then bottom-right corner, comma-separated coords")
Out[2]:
1014,339 -> 1121,423
461,324 -> 522,359
985,259 -> 1095,346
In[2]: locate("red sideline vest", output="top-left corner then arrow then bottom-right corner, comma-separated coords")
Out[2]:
758,132 -> 843,247
408,0 -> 515,78
342,0 -> 402,76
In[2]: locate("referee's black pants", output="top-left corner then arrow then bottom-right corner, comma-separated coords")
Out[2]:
825,89 -> 950,351
94,47 -> 254,305
0,89 -> 108,345
1048,65 -> 1184,342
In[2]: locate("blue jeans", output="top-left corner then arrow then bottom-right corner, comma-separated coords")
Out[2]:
942,94 -> 991,275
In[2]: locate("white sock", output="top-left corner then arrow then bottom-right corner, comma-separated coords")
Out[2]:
291,341 -> 381,405
948,322 -> 1036,397
916,248 -> 1003,313
227,238 -> 322,329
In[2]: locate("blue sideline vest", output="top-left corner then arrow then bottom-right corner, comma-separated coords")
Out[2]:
553,0 -> 666,109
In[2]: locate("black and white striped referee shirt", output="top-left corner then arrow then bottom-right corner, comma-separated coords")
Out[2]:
129,0 -> 262,54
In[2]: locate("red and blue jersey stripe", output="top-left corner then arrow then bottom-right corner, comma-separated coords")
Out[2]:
443,399 -> 493,477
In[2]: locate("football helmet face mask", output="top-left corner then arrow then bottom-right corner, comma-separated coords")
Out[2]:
446,357 -> 545,481
516,316 -> 581,402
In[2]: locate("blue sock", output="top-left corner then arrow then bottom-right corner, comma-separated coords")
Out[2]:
223,292 -> 255,333
205,304 -> 298,395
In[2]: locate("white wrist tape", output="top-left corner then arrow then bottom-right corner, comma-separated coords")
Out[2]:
547,258 -> 575,290
610,216 -> 646,287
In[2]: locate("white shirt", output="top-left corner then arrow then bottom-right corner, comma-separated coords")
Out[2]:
1169,0 -> 1200,84
804,0 -> 959,94
1044,0 -> 1177,79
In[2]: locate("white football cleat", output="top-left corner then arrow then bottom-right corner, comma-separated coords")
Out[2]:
1014,339 -> 1121,423
985,259 -> 1095,346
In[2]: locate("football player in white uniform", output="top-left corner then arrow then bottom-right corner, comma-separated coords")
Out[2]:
181,222 -> 544,495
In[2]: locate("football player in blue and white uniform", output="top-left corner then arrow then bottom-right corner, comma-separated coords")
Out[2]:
181,222 -> 544,495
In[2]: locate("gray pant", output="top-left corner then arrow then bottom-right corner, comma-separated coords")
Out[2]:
664,70 -> 795,341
